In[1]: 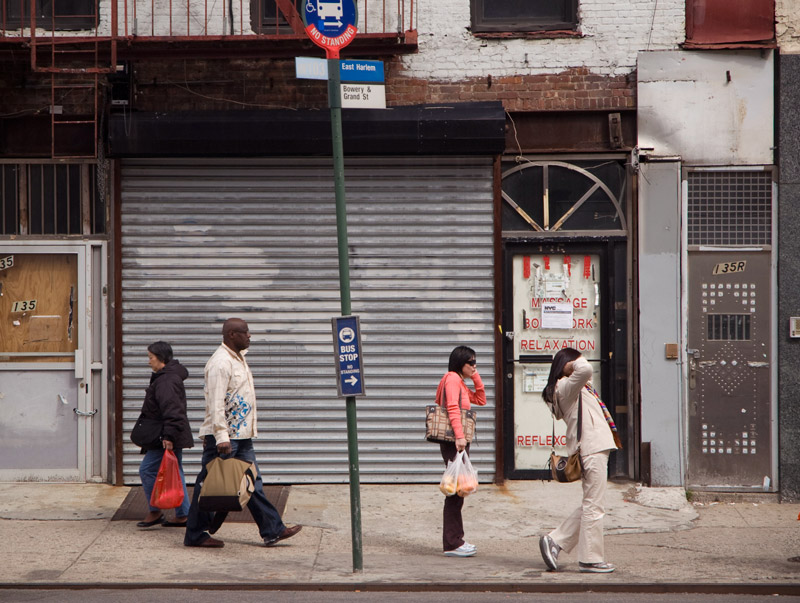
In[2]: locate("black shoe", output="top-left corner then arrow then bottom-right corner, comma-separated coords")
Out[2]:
265,525 -> 302,547
136,514 -> 165,528
185,536 -> 224,548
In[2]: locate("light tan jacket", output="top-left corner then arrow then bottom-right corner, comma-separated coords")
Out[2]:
553,357 -> 617,457
199,343 -> 258,444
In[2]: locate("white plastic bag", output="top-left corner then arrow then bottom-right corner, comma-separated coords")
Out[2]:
439,450 -> 464,496
457,451 -> 479,497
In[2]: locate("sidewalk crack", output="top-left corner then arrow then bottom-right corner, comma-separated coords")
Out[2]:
58,519 -> 113,579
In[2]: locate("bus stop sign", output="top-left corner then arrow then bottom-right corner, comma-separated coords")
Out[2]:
303,0 -> 358,57
332,315 -> 365,397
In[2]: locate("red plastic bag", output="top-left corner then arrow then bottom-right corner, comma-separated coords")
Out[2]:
150,450 -> 184,509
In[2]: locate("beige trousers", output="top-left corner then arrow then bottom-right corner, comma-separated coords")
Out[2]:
548,450 -> 610,564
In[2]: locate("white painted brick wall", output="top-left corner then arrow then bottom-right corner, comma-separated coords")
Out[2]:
405,0 -> 685,78
8,1 -> 394,38
5,0 -> 687,77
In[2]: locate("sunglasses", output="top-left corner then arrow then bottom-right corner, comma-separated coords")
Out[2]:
465,359 -> 477,366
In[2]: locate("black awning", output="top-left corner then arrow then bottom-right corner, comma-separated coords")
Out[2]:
108,102 -> 506,157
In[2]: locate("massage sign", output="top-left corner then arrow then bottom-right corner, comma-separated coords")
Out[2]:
518,254 -> 601,355
511,253 -> 602,471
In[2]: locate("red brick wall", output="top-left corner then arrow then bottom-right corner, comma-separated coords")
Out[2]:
1,56 -> 636,122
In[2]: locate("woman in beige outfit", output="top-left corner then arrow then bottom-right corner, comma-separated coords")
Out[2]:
539,347 -> 619,573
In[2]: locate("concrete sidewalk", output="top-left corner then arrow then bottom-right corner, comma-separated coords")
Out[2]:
1,480 -> 798,592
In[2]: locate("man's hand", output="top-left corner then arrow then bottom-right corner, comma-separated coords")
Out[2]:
162,440 -> 174,451
217,441 -> 232,455
455,437 -> 467,452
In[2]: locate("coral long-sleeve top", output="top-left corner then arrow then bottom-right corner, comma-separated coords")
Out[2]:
435,370 -> 487,440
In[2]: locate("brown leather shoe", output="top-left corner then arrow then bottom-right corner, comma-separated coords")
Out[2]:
265,525 -> 302,547
187,536 -> 224,548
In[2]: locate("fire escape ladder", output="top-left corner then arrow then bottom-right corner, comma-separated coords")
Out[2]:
27,0 -> 117,159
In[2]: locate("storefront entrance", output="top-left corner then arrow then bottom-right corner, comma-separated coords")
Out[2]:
0,243 -> 105,481
499,156 -> 634,479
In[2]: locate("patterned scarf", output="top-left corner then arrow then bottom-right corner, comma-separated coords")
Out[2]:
585,384 -> 623,450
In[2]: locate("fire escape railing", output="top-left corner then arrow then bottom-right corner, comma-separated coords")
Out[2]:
0,0 -> 416,42
0,1 -> 416,159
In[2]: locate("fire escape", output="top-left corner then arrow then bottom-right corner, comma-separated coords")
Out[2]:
0,0 -> 418,159
28,3 -> 117,159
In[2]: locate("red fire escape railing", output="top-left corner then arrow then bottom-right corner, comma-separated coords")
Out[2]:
0,0 -> 416,43
0,0 -> 416,158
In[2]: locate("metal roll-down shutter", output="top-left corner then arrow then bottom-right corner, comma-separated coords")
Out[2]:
120,156 -> 495,484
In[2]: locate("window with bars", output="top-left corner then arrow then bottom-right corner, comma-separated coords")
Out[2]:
707,314 -> 751,341
251,0 -> 299,34
0,163 -> 104,235
687,171 -> 772,246
1,0 -> 98,30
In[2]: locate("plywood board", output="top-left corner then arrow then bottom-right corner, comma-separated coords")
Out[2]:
0,253 -> 77,362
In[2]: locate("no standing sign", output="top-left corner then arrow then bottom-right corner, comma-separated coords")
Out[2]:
303,0 -> 358,58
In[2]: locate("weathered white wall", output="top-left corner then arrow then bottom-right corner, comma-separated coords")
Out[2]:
403,0 -> 685,79
638,50 -> 774,165
777,0 -> 800,53
87,0 -> 685,76
4,1 -> 393,38
637,161 -> 684,487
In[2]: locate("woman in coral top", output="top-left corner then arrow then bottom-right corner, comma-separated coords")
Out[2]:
435,345 -> 487,557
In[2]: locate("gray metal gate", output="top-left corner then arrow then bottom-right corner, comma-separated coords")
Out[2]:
120,157 -> 496,484
685,170 -> 775,490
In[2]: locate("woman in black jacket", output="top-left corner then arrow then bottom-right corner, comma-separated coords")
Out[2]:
136,341 -> 194,528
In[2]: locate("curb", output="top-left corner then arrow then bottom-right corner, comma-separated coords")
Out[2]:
2,583 -> 799,595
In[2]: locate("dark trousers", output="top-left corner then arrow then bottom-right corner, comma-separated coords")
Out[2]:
440,441 -> 470,551
184,436 -> 286,546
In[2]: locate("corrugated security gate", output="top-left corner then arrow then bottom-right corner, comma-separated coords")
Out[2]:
120,157 -> 496,484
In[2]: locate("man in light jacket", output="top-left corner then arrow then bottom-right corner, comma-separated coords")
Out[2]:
184,317 -> 302,548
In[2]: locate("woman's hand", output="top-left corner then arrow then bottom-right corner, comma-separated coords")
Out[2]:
162,440 -> 174,451
563,361 -> 575,377
455,437 -> 467,452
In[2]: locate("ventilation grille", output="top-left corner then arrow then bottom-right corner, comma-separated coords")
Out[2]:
687,171 -> 772,246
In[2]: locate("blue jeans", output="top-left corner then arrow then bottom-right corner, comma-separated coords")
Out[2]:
184,436 -> 286,546
139,448 -> 191,518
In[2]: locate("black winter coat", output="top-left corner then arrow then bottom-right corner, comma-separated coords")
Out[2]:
139,359 -> 194,450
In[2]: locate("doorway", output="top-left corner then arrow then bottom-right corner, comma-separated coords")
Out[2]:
499,156 -> 634,480
684,168 -> 776,491
0,243 -> 106,481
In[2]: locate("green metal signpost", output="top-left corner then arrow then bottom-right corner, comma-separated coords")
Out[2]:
302,0 -> 363,574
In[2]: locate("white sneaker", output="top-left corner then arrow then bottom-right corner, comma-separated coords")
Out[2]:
444,544 -> 477,557
579,561 -> 616,573
539,535 -> 560,571
462,542 -> 476,551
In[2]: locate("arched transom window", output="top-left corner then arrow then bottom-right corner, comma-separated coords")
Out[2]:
501,159 -> 628,234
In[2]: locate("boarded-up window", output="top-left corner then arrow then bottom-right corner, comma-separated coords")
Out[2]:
686,0 -> 775,46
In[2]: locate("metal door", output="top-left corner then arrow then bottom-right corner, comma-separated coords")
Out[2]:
686,251 -> 772,488
0,244 -> 93,481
